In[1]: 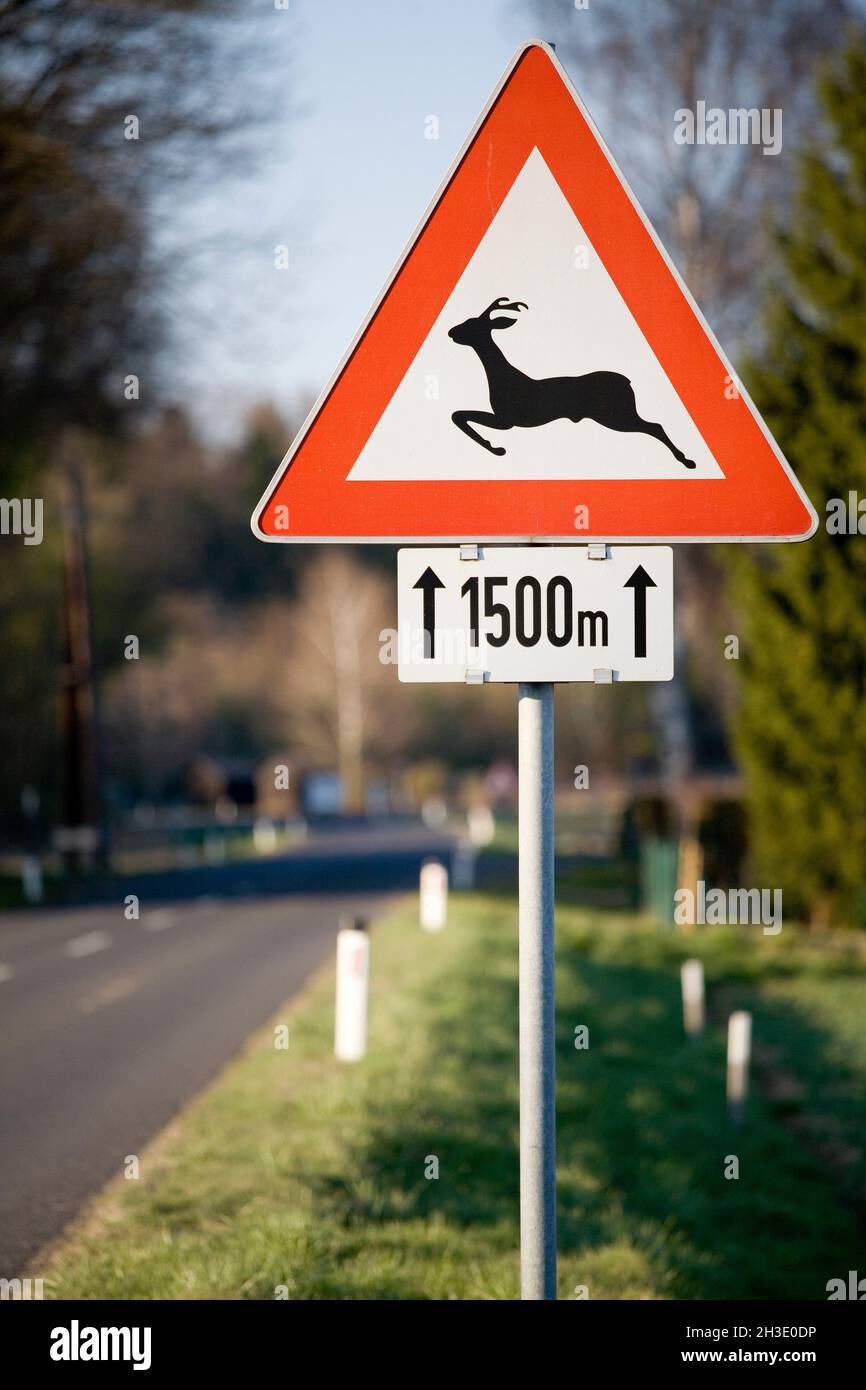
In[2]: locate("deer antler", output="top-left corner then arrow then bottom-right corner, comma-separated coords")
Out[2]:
482,296 -> 528,318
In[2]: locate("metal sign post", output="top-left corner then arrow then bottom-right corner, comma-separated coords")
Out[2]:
396,542 -> 674,1299
518,682 -> 557,1299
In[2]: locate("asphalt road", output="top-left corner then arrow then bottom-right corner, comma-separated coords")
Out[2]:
0,821 -> 452,1274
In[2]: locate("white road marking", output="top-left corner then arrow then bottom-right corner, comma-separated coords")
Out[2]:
78,974 -> 139,1014
143,909 -> 176,932
66,930 -> 111,959
0,963 -> 13,983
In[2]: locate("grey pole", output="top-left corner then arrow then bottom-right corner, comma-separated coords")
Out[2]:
518,682 -> 557,1299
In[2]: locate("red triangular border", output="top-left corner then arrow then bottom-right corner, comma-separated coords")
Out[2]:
253,42 -> 816,543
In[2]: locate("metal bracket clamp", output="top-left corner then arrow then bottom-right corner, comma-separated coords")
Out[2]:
461,550 -> 482,680
587,543 -> 611,560
593,668 -> 615,684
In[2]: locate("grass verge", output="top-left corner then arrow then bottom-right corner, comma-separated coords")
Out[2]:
39,890 -> 866,1299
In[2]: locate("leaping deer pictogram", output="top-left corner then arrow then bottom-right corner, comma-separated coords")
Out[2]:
448,297 -> 696,468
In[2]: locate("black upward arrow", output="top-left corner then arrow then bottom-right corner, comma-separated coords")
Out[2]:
413,566 -> 445,659
624,565 -> 656,658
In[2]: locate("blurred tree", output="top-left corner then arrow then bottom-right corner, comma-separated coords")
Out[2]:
0,1 -> 270,842
530,0 -> 856,338
731,37 -> 866,926
213,404 -> 308,604
101,594 -> 289,802
0,0 -> 260,471
87,402 -> 306,637
278,551 -> 411,814
529,0 -> 857,796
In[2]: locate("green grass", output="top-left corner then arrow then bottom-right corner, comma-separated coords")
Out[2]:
39,890 -> 866,1300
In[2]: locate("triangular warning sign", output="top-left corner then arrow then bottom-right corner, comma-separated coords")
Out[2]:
253,41 -> 816,544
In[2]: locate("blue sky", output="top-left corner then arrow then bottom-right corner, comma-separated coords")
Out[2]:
167,0 -> 559,440
160,0 -> 861,444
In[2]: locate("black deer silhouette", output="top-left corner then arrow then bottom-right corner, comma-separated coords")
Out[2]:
448,297 -> 695,468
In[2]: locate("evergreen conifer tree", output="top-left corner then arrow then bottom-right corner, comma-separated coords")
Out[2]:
731,37 -> 866,925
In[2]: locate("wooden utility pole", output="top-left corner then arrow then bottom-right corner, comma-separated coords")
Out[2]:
58,434 -> 107,870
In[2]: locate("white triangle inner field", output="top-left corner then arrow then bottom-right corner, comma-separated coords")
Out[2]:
348,148 -> 723,482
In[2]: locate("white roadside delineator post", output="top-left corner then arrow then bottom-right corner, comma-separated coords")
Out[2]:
727,1010 -> 752,1126
467,803 -> 495,847
253,818 -> 277,855
420,860 -> 448,931
334,916 -> 370,1063
681,958 -> 705,1038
